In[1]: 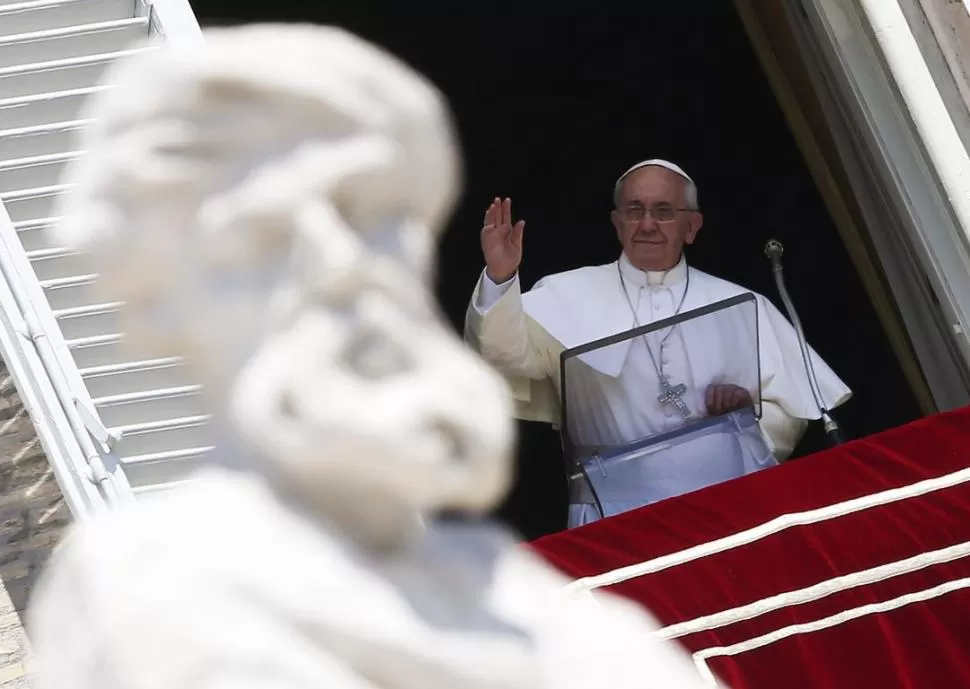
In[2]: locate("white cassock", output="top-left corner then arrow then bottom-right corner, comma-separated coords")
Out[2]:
465,252 -> 852,528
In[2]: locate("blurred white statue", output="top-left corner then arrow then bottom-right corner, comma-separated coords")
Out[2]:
28,25 -> 708,689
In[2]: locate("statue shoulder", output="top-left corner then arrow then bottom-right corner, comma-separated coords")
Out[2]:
31,471 -> 355,612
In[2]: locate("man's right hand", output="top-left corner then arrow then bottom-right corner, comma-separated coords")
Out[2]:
481,197 -> 524,284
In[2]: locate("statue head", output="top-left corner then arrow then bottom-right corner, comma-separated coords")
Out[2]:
51,25 -> 515,540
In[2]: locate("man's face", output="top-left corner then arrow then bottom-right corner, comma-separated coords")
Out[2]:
610,166 -> 703,271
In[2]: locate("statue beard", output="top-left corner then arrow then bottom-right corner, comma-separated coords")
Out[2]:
226,300 -> 516,548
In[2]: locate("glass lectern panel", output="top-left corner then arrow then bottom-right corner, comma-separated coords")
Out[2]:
559,293 -> 775,520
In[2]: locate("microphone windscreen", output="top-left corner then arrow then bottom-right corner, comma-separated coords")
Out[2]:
764,239 -> 784,260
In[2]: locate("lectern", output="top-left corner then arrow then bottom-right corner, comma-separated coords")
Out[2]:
559,293 -> 778,520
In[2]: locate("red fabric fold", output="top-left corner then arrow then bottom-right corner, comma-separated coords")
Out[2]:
530,407 -> 970,688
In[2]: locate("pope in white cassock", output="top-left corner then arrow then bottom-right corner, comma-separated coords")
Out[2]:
465,159 -> 852,528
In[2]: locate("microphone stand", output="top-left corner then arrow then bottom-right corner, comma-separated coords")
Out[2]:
764,240 -> 845,448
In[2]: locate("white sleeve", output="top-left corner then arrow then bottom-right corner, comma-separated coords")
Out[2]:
474,271 -> 519,313
759,399 -> 809,461
464,270 -> 548,381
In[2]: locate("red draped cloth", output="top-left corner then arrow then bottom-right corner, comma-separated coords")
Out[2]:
529,407 -> 970,688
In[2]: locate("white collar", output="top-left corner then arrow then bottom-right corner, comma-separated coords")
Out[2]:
618,251 -> 688,289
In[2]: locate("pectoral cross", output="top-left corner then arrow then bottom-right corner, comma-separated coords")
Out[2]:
658,377 -> 692,420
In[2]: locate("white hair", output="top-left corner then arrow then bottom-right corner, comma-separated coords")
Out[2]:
612,168 -> 700,210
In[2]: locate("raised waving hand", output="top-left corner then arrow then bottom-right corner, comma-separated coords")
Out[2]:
480,197 -> 524,284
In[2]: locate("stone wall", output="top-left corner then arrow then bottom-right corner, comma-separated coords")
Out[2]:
909,0 -> 970,154
0,361 -> 70,688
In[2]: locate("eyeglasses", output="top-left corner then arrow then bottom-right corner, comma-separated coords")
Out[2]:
617,203 -> 693,223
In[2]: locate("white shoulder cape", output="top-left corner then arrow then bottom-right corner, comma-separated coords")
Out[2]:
512,261 -> 851,425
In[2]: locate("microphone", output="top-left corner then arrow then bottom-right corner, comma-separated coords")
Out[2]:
764,239 -> 784,268
763,239 -> 845,447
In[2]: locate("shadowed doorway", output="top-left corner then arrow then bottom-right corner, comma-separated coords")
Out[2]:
192,1 -> 923,539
